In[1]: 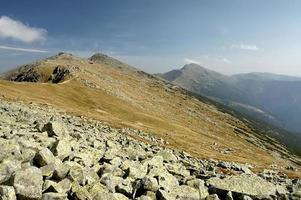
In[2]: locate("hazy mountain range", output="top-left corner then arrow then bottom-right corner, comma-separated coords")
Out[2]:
158,64 -> 301,136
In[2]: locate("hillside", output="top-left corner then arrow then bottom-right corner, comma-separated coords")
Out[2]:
0,53 -> 300,178
158,64 -> 301,151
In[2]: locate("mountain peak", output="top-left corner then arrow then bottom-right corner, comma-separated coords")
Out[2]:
89,53 -> 110,62
182,63 -> 202,70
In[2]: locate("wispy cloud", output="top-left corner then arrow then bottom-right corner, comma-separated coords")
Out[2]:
221,58 -> 232,64
0,45 -> 48,53
184,58 -> 200,64
0,16 -> 47,43
232,44 -> 259,51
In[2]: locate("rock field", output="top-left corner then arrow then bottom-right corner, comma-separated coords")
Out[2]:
0,100 -> 300,200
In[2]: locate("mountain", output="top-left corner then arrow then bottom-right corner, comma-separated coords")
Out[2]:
1,53 -> 300,178
158,64 -> 301,150
234,72 -> 301,82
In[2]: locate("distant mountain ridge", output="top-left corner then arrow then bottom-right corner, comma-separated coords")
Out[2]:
158,64 -> 301,136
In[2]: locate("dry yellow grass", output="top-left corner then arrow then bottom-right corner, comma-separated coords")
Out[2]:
0,53 -> 300,177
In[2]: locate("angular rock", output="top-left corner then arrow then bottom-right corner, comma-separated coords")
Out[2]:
171,185 -> 200,200
116,177 -> 134,197
93,193 -> 117,200
73,186 -> 92,200
87,182 -> 109,198
120,160 -> 147,179
0,185 -> 16,200
0,139 -> 21,161
43,121 -> 68,137
42,192 -> 67,200
34,148 -> 56,167
157,150 -> 177,163
157,189 -> 175,200
142,176 -> 159,192
40,163 -> 55,177
98,163 -> 124,177
206,194 -> 220,200
226,191 -> 233,200
53,162 -> 71,180
13,167 -> 43,200
100,173 -> 122,193
57,178 -> 72,193
113,193 -> 129,200
186,178 -> 209,199
207,174 -> 277,196
0,160 -> 21,184
68,164 -> 86,185
51,139 -> 71,160
156,171 -> 179,192
43,180 -> 64,193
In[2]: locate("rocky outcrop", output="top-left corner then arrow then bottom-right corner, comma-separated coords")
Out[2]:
0,100 -> 300,199
48,66 -> 70,84
13,68 -> 41,82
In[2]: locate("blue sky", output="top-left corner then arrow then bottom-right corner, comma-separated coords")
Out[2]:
1,0 -> 301,75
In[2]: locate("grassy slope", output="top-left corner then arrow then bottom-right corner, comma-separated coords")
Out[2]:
0,54 -> 300,177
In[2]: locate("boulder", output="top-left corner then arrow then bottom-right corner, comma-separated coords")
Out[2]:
0,139 -> 21,161
57,179 -> 72,193
43,180 -> 64,193
98,163 -> 124,177
100,173 -> 122,192
116,177 -> 134,197
51,139 -> 71,160
42,192 -> 67,200
113,193 -> 129,200
142,176 -> 159,192
53,162 -> 71,180
207,174 -> 277,196
68,164 -> 86,185
93,193 -> 117,200
156,171 -> 179,192
0,160 -> 21,184
171,185 -> 200,200
120,160 -> 147,179
13,167 -> 43,200
43,121 -> 68,137
157,150 -> 177,163
206,194 -> 220,200
157,189 -> 175,200
73,186 -> 92,200
186,178 -> 209,199
87,182 -> 109,198
0,185 -> 16,200
34,148 -> 56,167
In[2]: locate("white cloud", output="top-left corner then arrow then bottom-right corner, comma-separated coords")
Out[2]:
0,45 -> 48,53
232,44 -> 259,51
0,16 -> 47,43
183,58 -> 200,64
221,58 -> 232,64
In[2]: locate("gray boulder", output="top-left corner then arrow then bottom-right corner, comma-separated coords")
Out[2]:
142,176 -> 159,192
13,167 -> 43,200
51,139 -> 71,160
42,192 -> 67,200
171,185 -> 200,200
34,148 -> 56,167
0,160 -> 21,184
43,121 -> 68,137
0,139 -> 21,161
207,174 -> 277,196
0,186 -> 16,200
206,194 -> 220,200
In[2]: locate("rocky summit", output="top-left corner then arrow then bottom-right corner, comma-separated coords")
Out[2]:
0,100 -> 300,200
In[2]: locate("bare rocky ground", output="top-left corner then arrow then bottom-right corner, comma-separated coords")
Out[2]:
0,100 -> 300,200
